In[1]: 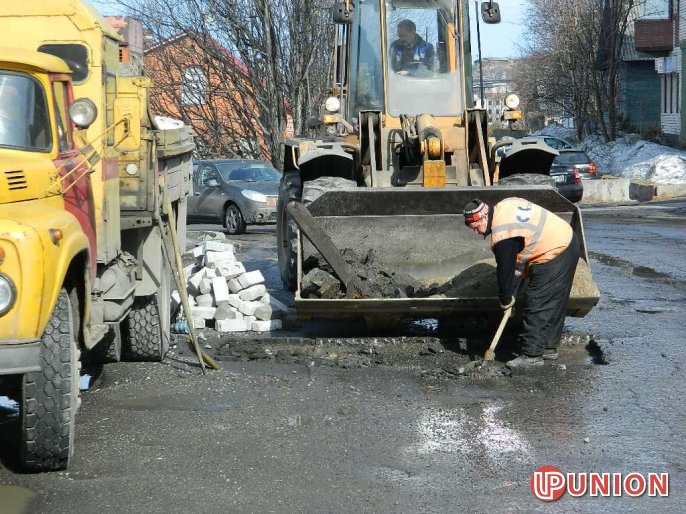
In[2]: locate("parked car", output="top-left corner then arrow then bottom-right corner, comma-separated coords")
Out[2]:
549,154 -> 587,203
553,149 -> 598,180
525,135 -> 577,150
189,159 -> 281,234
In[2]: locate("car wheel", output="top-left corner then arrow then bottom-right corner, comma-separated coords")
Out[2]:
224,204 -> 246,235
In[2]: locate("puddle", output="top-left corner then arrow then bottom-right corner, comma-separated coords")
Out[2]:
0,485 -> 36,514
586,339 -> 610,365
113,395 -> 233,412
590,252 -> 679,283
287,414 -> 315,427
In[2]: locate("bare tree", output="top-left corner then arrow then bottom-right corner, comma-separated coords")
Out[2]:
517,0 -> 638,141
111,0 -> 334,165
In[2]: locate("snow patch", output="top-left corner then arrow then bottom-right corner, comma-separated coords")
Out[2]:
534,127 -> 686,184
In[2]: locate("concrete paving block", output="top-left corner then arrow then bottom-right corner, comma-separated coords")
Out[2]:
237,299 -> 260,317
212,277 -> 230,303
190,245 -> 204,258
205,268 -> 217,279
217,262 -> 246,280
192,318 -> 206,329
202,240 -> 234,253
195,294 -> 215,308
238,270 -> 265,289
228,294 -> 241,309
244,315 -> 256,325
251,319 -> 282,332
188,295 -> 197,307
187,268 -> 207,295
183,264 -> 197,281
214,304 -> 243,320
190,306 -> 216,320
254,304 -> 284,321
260,293 -> 271,305
216,319 -> 249,332
172,290 -> 182,312
228,277 -> 245,294
238,284 -> 267,302
199,278 -> 212,295
204,250 -> 236,267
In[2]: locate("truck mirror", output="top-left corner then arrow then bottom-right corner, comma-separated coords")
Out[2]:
207,179 -> 219,187
481,1 -> 501,24
332,1 -> 354,24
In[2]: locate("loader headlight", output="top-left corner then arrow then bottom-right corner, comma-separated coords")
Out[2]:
0,273 -> 16,316
324,96 -> 341,113
504,94 -> 520,110
69,98 -> 98,129
241,190 -> 268,203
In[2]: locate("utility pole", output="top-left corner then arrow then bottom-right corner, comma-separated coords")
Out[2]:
474,0 -> 485,108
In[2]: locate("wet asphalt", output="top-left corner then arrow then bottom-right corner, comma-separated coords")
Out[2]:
1,200 -> 685,513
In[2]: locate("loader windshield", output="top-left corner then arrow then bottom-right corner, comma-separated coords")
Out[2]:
385,0 -> 463,116
348,0 -> 385,116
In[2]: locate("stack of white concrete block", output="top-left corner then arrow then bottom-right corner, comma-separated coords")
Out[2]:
172,236 -> 287,333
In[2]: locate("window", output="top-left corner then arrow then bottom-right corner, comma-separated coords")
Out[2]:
0,72 -> 51,151
639,0 -> 671,19
661,73 -> 679,114
181,66 -> 207,106
38,44 -> 89,83
52,81 -> 73,152
199,165 -> 219,187
385,0 -> 463,116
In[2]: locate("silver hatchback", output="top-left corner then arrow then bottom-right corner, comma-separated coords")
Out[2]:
189,159 -> 281,235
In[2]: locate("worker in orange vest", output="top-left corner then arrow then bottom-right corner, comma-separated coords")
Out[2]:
463,197 -> 581,369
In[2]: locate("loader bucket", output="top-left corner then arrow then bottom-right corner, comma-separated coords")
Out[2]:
295,185 -> 600,322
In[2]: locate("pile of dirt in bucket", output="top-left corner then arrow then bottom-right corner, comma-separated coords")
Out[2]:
301,248 -> 423,298
301,249 -> 598,300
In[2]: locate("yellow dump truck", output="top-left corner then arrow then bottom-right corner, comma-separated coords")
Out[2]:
0,2 -> 193,471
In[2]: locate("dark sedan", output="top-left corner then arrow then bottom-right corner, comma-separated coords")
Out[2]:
189,159 -> 281,234
549,153 -> 586,203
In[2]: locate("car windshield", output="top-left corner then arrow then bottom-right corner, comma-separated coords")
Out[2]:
0,72 -> 51,151
554,152 -> 590,165
216,162 -> 280,182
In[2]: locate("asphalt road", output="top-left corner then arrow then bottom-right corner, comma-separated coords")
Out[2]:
1,200 -> 685,513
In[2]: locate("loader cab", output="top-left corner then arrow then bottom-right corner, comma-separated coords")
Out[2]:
344,0 -> 467,121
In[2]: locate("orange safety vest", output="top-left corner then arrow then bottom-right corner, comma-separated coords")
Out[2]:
490,197 -> 573,276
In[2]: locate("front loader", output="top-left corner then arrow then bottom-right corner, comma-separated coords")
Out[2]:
277,0 -> 599,325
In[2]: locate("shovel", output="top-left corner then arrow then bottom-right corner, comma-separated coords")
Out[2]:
483,305 -> 513,362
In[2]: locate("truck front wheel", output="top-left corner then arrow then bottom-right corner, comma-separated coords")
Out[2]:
21,287 -> 79,472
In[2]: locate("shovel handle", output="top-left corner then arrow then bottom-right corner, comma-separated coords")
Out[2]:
488,306 -> 512,353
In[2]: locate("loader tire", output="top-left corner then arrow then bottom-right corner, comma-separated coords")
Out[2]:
277,171 -> 302,291
21,288 -> 79,472
123,295 -> 167,361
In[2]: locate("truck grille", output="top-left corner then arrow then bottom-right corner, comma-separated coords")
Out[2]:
5,170 -> 27,190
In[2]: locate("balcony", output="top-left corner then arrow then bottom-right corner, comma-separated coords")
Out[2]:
634,19 -> 674,55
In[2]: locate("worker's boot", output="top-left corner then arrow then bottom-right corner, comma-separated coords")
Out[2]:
543,348 -> 559,360
505,354 -> 544,369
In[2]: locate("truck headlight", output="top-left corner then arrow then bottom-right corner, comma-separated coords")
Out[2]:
69,98 -> 98,129
324,96 -> 341,113
241,190 -> 267,203
0,273 -> 16,316
504,94 -> 520,110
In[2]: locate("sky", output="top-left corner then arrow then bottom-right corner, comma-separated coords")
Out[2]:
89,0 -> 525,59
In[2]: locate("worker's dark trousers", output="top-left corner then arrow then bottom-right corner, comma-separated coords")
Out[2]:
519,233 -> 581,357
